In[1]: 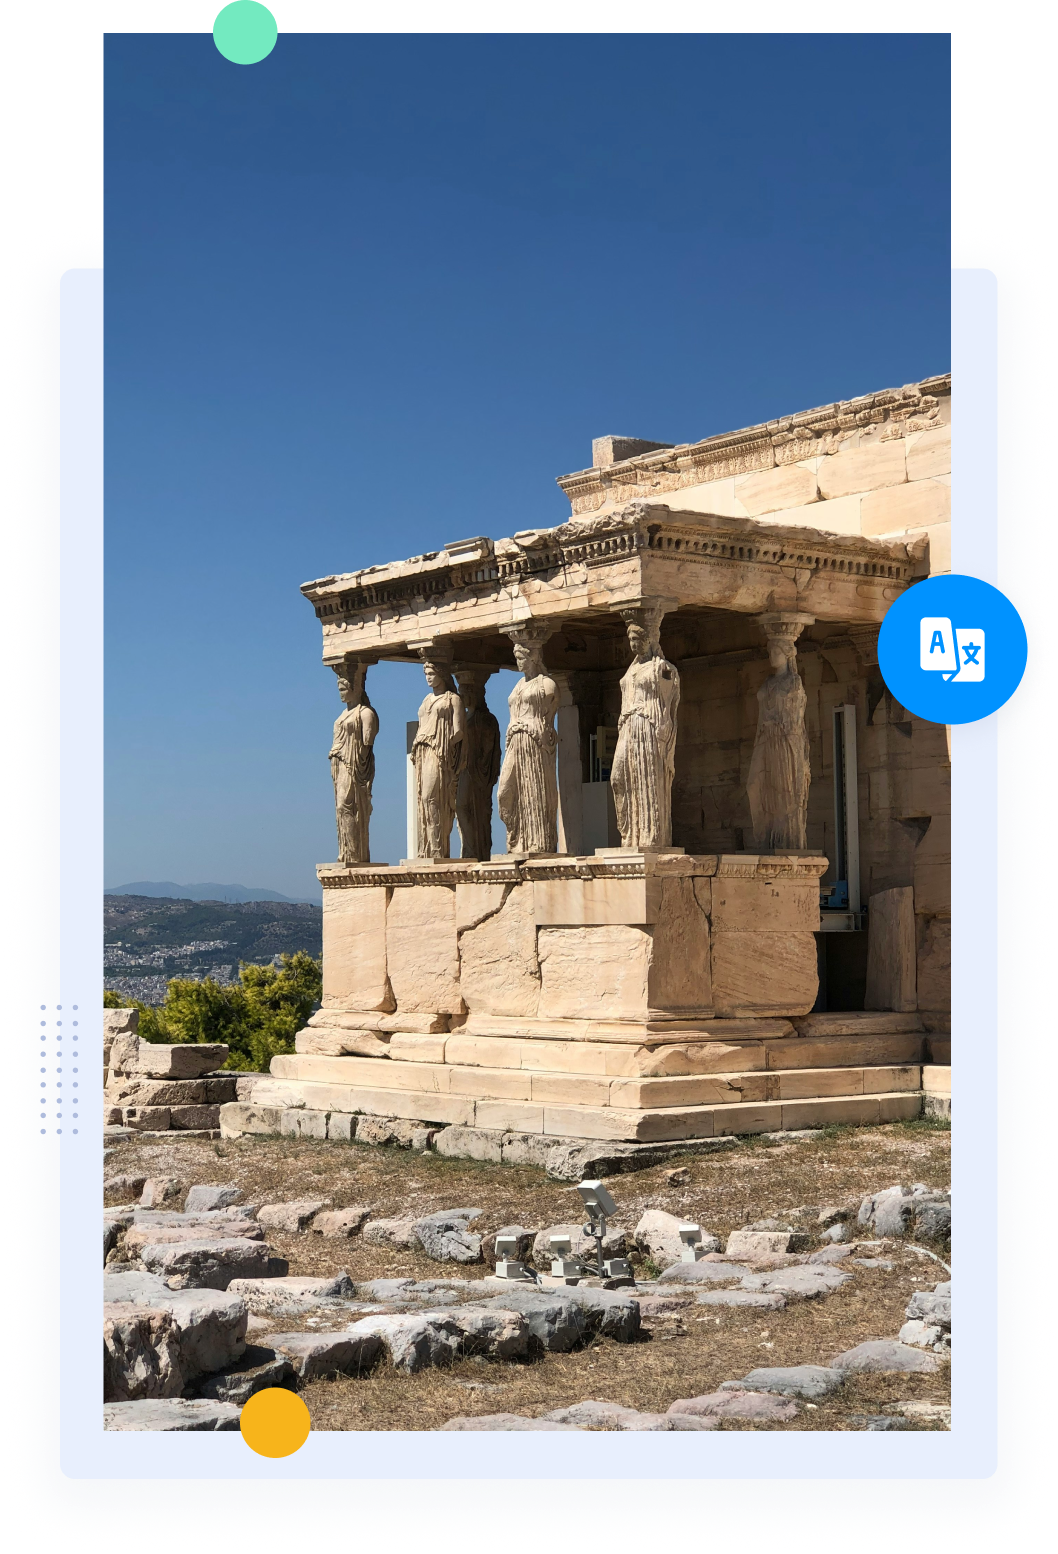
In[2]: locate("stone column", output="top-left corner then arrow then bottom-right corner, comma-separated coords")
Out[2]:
408,639 -> 466,859
551,671 -> 584,856
609,599 -> 680,851
746,612 -> 815,852
497,623 -> 560,855
453,666 -> 501,861
328,656 -> 379,866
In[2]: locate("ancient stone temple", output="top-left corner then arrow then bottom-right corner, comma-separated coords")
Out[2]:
245,374 -> 951,1147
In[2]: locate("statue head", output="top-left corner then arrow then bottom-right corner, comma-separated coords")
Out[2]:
618,600 -> 669,663
504,624 -> 551,679
334,660 -> 370,707
455,668 -> 490,712
626,621 -> 654,661
768,636 -> 798,674
422,658 -> 456,696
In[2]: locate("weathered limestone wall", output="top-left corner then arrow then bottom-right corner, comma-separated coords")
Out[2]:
559,375 -> 951,580
316,856 -> 827,1029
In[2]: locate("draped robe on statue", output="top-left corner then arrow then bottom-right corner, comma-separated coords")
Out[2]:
497,674 -> 559,854
746,667 -> 811,850
456,703 -> 501,861
412,689 -> 464,857
329,702 -> 378,865
611,653 -> 681,850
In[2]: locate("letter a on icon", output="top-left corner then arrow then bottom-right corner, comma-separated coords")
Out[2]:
920,616 -> 958,676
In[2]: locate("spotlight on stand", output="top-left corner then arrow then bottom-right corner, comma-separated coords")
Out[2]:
549,1232 -> 587,1281
679,1223 -> 707,1262
494,1233 -> 535,1282
576,1179 -> 632,1280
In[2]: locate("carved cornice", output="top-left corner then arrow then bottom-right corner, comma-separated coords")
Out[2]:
557,374 -> 950,514
317,850 -> 826,889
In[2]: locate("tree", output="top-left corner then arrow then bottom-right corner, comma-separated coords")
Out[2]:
102,952 -> 322,1070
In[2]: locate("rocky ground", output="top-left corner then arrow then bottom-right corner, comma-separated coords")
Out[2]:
104,1118 -> 951,1432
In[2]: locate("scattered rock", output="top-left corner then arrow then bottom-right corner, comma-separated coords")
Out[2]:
104,1304 -> 185,1401
479,1290 -> 587,1352
104,1174 -> 147,1200
139,1178 -> 181,1208
138,1237 -> 286,1290
914,1201 -> 951,1244
898,1320 -> 945,1349
820,1223 -> 850,1244
413,1209 -> 484,1264
184,1184 -> 243,1213
657,1260 -> 751,1285
194,1345 -> 296,1404
694,1290 -> 787,1311
345,1306 -> 528,1372
312,1205 -> 371,1238
543,1400 -> 693,1431
130,1043 -> 230,1080
846,1414 -> 909,1431
265,1330 -> 384,1381
852,1258 -> 893,1270
807,1244 -> 855,1264
103,1398 -> 241,1431
441,1414 -> 584,1431
666,1167 -> 691,1186
637,1293 -> 697,1319
831,1340 -> 940,1374
362,1218 -> 422,1250
103,1274 -> 248,1378
227,1274 -> 354,1310
817,1206 -> 851,1229
739,1266 -> 852,1299
668,1390 -> 799,1423
257,1199 -> 329,1233
124,1217 -> 262,1255
721,1365 -> 844,1401
562,1286 -> 641,1343
906,1282 -> 951,1330
725,1229 -> 793,1258
886,1401 -> 951,1425
634,1209 -> 719,1270
356,1278 -> 417,1300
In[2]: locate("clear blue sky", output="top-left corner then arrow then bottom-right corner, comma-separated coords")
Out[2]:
105,32 -> 950,901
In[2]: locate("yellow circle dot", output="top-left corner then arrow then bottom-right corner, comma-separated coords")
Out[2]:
240,1388 -> 311,1457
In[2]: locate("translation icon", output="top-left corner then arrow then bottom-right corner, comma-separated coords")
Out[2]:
879,574 -> 1024,723
919,616 -> 985,683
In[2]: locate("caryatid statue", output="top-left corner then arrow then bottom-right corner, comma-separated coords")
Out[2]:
411,647 -> 467,858
454,668 -> 501,861
746,614 -> 814,851
497,624 -> 560,855
610,602 -> 681,851
329,659 -> 379,865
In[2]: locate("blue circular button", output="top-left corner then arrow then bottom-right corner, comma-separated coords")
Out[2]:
878,574 -> 1027,724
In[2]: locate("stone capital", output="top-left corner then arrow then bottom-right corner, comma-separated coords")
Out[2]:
502,620 -> 554,650
612,596 -> 679,651
755,611 -> 815,646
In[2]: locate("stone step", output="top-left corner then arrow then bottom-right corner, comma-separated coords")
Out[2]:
220,1088 -> 922,1144
270,1051 -> 920,1110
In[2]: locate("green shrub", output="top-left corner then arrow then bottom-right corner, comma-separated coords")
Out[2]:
102,951 -> 321,1070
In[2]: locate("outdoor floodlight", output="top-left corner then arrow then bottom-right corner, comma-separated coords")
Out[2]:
679,1222 -> 706,1262
577,1180 -> 618,1216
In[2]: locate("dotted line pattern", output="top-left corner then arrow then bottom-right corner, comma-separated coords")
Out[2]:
38,1005 -> 80,1134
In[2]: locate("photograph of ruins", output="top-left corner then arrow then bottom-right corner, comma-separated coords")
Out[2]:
253,373 -> 951,1151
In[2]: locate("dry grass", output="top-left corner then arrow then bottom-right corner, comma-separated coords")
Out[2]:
107,1119 -> 951,1431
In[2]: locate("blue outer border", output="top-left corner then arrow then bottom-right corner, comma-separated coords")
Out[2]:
14,242 -> 1037,1541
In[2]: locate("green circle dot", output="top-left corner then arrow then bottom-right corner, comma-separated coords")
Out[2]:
213,2 -> 277,66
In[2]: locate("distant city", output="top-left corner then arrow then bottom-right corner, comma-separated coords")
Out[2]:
103,892 -> 322,1005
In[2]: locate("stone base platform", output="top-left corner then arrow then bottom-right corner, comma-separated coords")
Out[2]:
226,1012 -> 929,1147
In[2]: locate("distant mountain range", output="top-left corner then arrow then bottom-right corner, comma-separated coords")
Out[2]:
104,880 -> 317,905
